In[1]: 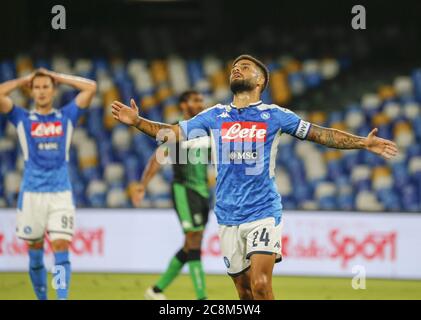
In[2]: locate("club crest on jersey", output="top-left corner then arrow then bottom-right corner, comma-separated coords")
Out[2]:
260,112 -> 270,120
31,122 -> 63,137
221,122 -> 267,142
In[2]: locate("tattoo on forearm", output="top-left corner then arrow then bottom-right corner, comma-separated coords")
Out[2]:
136,119 -> 178,142
307,125 -> 365,149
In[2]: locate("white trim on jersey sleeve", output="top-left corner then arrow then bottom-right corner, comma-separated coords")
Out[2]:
65,120 -> 73,161
179,104 -> 225,139
210,130 -> 218,177
259,104 -> 311,140
17,122 -> 29,161
269,129 -> 283,178
256,104 -> 295,114
193,103 -> 225,117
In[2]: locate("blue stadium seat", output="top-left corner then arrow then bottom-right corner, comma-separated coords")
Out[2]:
0,61 -> 15,82
400,183 -> 420,211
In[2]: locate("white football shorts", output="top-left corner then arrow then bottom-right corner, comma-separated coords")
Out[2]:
16,191 -> 75,242
219,216 -> 283,276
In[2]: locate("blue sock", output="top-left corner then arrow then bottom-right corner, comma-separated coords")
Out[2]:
53,251 -> 71,300
28,249 -> 47,300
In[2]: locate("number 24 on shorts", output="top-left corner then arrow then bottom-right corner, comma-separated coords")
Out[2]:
252,228 -> 270,247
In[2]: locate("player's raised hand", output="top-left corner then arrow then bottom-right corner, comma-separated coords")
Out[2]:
111,99 -> 140,126
365,128 -> 398,160
21,70 -> 37,88
130,183 -> 146,207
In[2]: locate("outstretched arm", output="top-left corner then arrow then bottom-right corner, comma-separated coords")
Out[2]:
306,124 -> 398,160
39,68 -> 97,108
111,99 -> 182,142
0,73 -> 33,113
130,149 -> 163,207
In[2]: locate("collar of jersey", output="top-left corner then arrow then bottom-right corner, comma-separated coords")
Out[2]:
229,100 -> 262,111
31,108 -> 58,116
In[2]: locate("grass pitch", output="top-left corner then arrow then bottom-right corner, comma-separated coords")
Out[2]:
1,273 -> 420,300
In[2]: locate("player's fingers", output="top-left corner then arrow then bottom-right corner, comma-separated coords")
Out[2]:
111,107 -> 123,116
111,110 -> 120,119
385,143 -> 397,151
385,139 -> 398,149
111,109 -> 120,117
382,150 -> 395,160
381,152 -> 390,160
113,100 -> 127,108
111,106 -> 121,115
377,139 -> 398,153
130,98 -> 138,110
385,143 -> 398,152
368,128 -> 378,137
385,146 -> 398,156
111,103 -> 122,111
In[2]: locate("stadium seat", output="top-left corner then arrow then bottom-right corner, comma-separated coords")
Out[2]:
355,190 -> 384,211
106,188 -> 129,208
86,180 -> 107,207
315,182 -> 337,210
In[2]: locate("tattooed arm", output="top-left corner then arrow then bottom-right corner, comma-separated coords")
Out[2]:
111,99 -> 182,142
306,124 -> 398,160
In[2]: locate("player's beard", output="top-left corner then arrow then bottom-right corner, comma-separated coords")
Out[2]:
36,99 -> 53,110
230,79 -> 256,94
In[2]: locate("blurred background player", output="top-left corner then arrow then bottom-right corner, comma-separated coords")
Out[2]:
111,54 -> 398,300
130,90 -> 210,300
0,68 -> 97,299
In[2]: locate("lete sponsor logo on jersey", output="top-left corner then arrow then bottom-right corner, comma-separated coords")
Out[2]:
31,122 -> 64,137
221,122 -> 267,142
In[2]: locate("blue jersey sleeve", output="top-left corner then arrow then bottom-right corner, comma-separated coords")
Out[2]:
179,107 -> 215,140
5,105 -> 27,127
61,99 -> 85,126
273,105 -> 311,140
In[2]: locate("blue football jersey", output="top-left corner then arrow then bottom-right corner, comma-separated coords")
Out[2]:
6,99 -> 85,193
179,101 -> 311,226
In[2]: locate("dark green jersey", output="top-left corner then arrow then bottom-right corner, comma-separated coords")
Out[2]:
166,138 -> 210,199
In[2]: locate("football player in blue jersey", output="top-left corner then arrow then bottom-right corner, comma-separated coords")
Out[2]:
0,68 -> 97,300
111,55 -> 398,300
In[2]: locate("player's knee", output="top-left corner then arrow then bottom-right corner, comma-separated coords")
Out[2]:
51,239 -> 70,252
251,275 -> 270,296
238,288 -> 253,300
27,240 -> 44,250
233,275 -> 253,300
185,231 -> 203,250
236,283 -> 253,300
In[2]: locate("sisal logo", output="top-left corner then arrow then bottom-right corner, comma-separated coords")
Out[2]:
31,122 -> 63,138
221,122 -> 267,142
